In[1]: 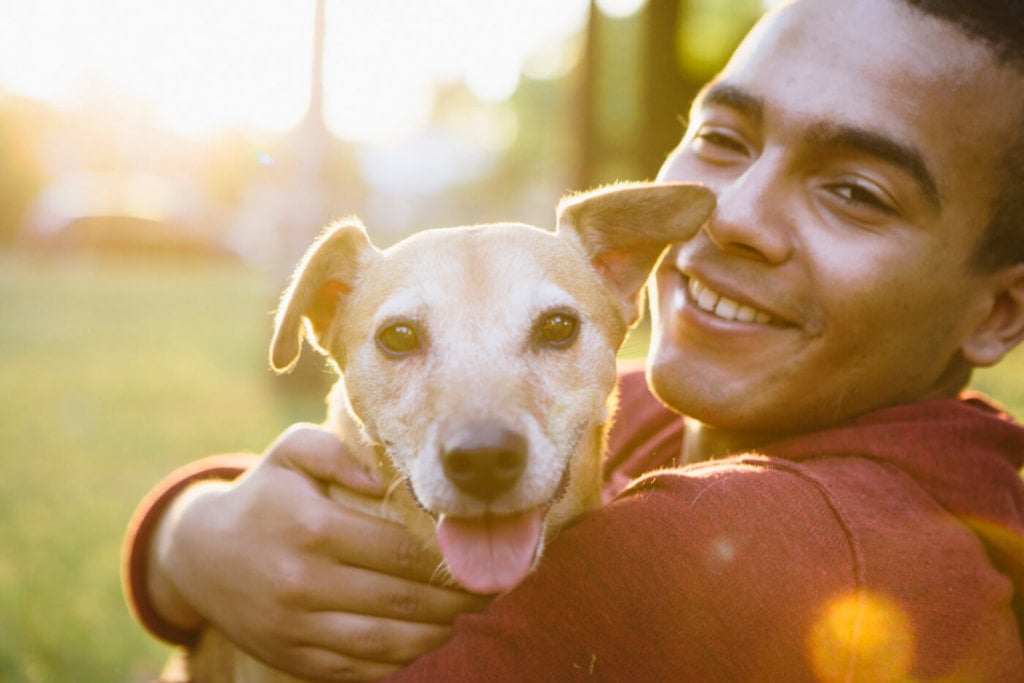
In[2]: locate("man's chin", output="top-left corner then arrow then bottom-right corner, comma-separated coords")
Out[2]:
644,351 -> 723,421
645,351 -> 801,436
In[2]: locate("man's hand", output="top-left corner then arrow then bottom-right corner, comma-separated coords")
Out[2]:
148,423 -> 488,681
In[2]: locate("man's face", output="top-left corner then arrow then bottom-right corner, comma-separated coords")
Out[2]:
649,0 -> 1024,435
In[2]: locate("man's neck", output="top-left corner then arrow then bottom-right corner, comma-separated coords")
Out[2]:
681,420 -> 781,464
679,371 -> 976,464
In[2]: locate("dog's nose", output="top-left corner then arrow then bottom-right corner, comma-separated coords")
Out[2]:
442,424 -> 527,501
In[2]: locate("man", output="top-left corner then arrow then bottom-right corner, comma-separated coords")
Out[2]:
124,0 -> 1024,679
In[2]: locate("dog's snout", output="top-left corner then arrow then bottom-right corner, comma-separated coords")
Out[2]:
442,424 -> 527,501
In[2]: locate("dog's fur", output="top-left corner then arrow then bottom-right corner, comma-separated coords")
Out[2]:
187,181 -> 714,682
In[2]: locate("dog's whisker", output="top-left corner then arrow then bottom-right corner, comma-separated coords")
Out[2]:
430,561 -> 454,588
383,476 -> 404,502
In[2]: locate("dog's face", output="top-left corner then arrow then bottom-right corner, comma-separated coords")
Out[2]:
341,223 -> 623,509
271,182 -> 714,593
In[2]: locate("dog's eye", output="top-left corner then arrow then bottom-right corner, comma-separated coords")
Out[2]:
376,322 -> 419,356
534,312 -> 579,348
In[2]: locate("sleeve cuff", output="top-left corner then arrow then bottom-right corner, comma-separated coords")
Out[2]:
121,454 -> 257,645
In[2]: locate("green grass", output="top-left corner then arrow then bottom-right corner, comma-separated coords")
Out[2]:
973,347 -> 1024,416
1,247 -> 1022,681
0,249 -> 327,682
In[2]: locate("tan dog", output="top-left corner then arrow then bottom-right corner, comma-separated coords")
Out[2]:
188,182 -> 714,682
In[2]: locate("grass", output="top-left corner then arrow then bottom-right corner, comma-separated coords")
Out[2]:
1,247 -> 1022,681
0,249 -> 327,682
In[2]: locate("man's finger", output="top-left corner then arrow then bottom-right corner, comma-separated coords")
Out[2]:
297,559 -> 489,623
304,502 -> 450,583
293,611 -> 456,666
268,644 -> 403,683
269,423 -> 387,496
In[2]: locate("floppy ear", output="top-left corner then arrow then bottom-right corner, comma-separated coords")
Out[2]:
269,220 -> 378,373
556,181 -> 715,325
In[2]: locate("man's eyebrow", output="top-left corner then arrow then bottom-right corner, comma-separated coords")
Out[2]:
806,122 -> 942,210
692,82 -> 764,125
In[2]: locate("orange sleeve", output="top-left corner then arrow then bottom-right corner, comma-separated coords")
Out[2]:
121,454 -> 257,645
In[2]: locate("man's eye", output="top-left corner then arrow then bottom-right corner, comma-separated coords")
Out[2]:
830,182 -> 897,216
691,127 -> 750,162
696,131 -> 745,152
376,322 -> 420,356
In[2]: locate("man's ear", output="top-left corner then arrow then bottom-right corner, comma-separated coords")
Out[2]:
269,220 -> 378,373
556,181 -> 716,326
960,262 -> 1024,367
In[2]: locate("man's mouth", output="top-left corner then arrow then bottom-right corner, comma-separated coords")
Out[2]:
686,276 -> 776,325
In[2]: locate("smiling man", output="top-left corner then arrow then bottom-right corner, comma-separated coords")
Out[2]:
125,0 -> 1024,680
647,0 -> 1024,462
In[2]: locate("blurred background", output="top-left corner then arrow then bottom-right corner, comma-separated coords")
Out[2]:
0,0 -> 1021,680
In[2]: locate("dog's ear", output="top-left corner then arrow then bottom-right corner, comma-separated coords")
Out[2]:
557,181 -> 715,326
270,220 -> 378,373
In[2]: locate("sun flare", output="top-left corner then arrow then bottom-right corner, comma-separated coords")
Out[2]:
0,0 -> 589,142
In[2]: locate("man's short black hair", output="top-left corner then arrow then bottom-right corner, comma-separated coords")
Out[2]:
901,0 -> 1024,270
904,0 -> 1023,72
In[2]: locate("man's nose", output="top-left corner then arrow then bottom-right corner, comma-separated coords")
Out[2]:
704,154 -> 794,265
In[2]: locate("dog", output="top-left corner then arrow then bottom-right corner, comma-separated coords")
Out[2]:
187,181 -> 715,682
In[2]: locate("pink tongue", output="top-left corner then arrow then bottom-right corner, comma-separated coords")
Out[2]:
436,510 -> 544,595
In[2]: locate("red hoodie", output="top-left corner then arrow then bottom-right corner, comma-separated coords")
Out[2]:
385,369 -> 1024,681
124,368 -> 1024,681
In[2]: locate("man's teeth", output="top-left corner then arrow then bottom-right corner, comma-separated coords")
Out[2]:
689,278 -> 773,324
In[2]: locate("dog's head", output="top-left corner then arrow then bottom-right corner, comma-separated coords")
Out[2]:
270,182 -> 714,593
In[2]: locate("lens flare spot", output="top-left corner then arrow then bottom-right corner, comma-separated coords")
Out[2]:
808,591 -> 915,683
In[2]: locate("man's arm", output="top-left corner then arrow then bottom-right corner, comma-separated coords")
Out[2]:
123,424 -> 487,681
122,366 -> 674,679
123,453 -> 255,645
384,463 -> 855,681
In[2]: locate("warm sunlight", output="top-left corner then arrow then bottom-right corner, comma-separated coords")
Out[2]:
0,0 -> 589,142
594,0 -> 648,19
0,1 -> 314,136
808,591 -> 915,683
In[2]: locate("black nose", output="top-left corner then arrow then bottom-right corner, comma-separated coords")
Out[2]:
442,424 -> 527,501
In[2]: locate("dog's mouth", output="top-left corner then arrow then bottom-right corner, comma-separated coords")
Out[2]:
379,429 -> 580,595
436,507 -> 546,595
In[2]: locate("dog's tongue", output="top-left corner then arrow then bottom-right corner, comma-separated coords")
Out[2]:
437,510 -> 544,595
